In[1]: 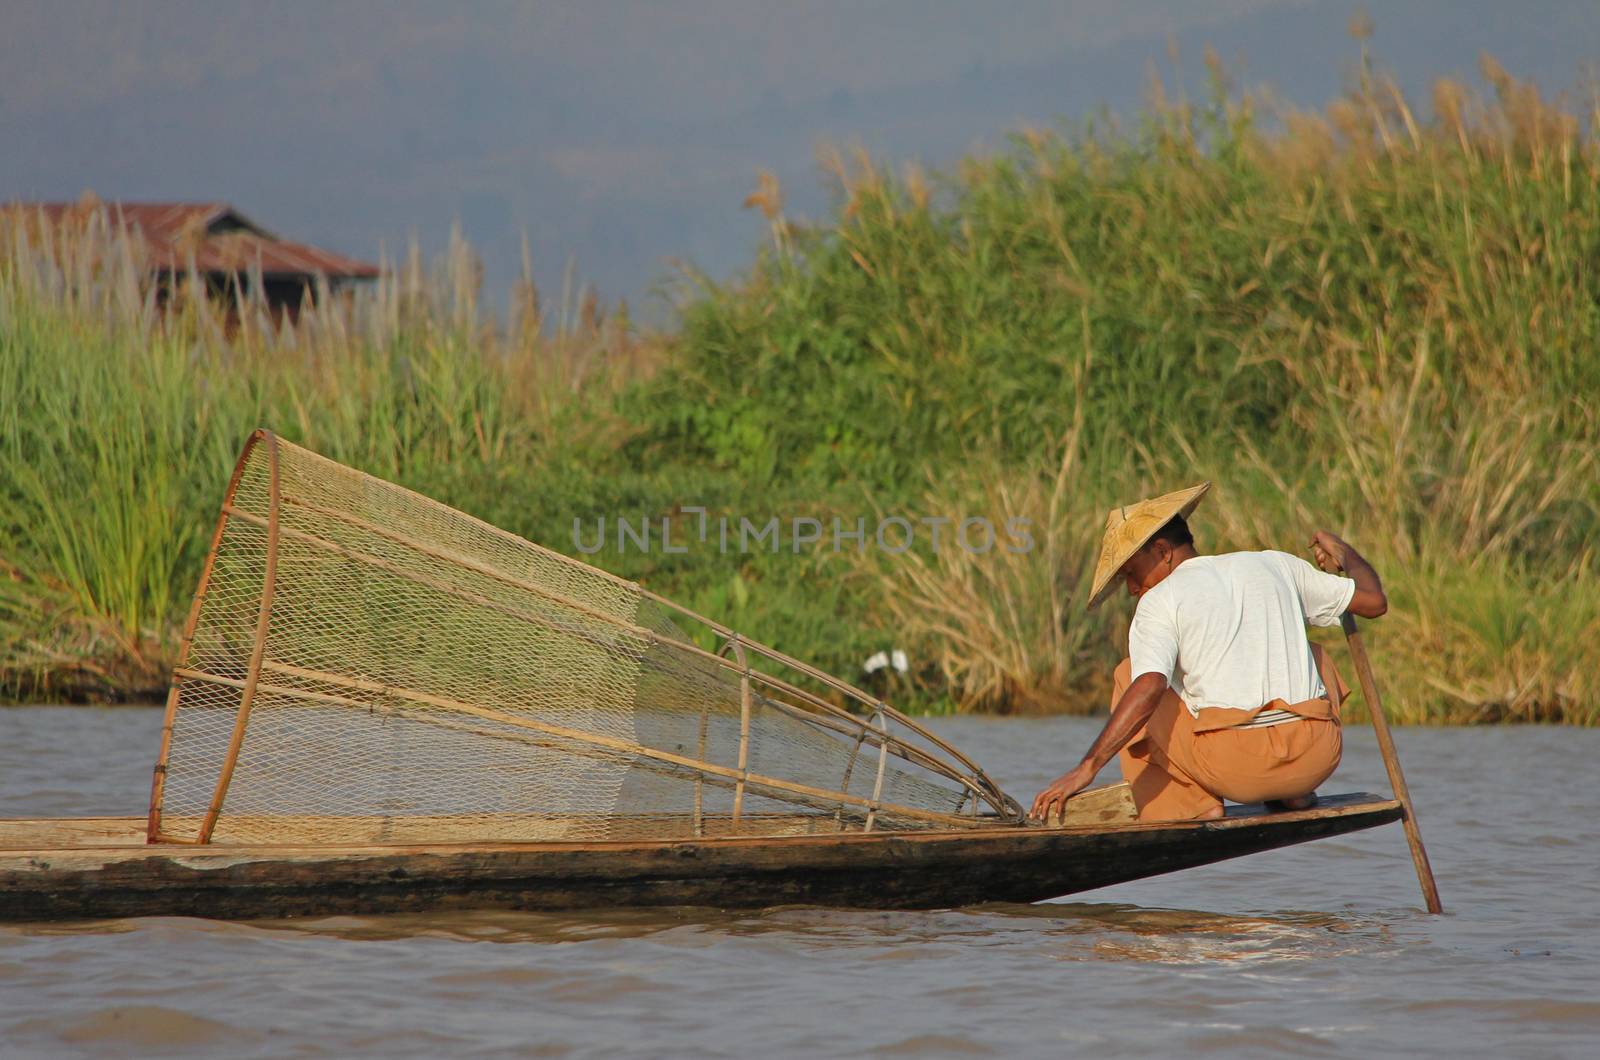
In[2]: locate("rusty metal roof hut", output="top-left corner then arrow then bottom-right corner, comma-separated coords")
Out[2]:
16,199 -> 379,319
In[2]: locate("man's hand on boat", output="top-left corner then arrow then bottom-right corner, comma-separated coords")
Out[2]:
1030,762 -> 1095,821
1030,671 -> 1169,822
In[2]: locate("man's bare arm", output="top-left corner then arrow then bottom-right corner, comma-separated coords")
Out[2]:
1310,530 -> 1387,618
1030,673 -> 1168,820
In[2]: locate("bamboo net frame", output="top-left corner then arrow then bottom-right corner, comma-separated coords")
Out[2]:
148,430 -> 1025,845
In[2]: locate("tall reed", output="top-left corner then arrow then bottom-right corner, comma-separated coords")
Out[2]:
644,50 -> 1600,721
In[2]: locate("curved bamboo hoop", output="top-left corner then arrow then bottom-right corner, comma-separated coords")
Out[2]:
637,587 -> 1025,820
196,432 -> 281,843
147,428 -> 267,842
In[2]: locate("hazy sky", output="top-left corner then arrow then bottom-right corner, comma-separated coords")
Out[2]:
4,1 -> 1596,320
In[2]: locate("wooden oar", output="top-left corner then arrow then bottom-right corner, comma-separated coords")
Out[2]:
1321,563 -> 1444,914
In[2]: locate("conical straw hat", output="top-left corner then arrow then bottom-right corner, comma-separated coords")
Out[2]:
1085,482 -> 1211,611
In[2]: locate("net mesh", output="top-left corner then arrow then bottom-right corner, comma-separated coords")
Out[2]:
151,432 -> 1021,845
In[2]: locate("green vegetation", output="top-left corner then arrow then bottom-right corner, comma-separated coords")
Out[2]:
0,224 -> 653,699
4,52 -> 1597,722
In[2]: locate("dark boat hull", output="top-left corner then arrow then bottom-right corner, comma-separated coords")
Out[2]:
0,794 -> 1401,922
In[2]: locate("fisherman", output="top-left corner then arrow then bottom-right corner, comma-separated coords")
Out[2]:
1030,483 -> 1388,822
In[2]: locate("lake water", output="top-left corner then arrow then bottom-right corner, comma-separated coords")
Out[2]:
2,706 -> 1597,1058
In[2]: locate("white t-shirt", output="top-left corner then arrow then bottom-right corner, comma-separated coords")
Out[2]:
1127,551 -> 1355,724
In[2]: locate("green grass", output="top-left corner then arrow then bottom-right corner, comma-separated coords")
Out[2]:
3,50 -> 1598,723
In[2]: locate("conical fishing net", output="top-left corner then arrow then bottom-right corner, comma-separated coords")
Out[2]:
150,431 -> 1023,845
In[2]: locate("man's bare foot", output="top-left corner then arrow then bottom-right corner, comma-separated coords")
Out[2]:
1265,793 -> 1318,812
1194,805 -> 1225,820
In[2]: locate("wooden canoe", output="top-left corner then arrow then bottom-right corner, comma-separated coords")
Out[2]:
0,793 -> 1400,922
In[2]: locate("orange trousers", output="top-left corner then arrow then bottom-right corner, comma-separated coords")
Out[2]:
1115,646 -> 1346,821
